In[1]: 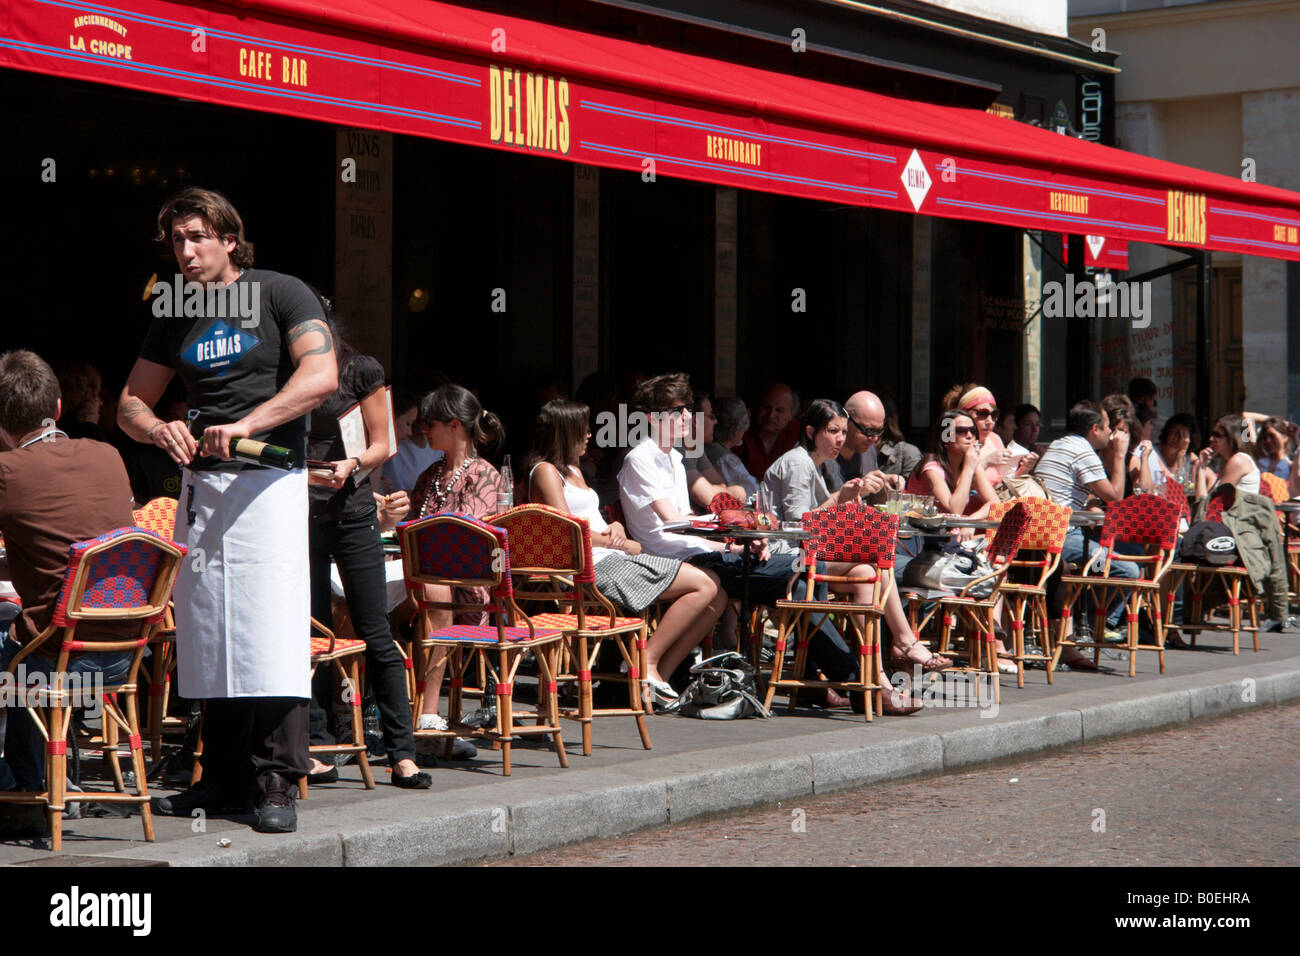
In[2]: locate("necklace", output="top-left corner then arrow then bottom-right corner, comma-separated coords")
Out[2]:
421,454 -> 476,517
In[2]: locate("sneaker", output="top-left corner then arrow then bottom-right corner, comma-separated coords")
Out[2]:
418,713 -> 449,731
153,780 -> 251,817
1102,628 -> 1123,643
253,788 -> 297,834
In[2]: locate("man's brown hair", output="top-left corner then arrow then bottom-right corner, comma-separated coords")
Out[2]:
633,373 -> 693,413
0,350 -> 61,436
155,187 -> 255,268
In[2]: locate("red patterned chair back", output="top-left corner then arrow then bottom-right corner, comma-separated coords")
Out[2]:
710,492 -> 744,515
1260,471 -> 1289,504
489,504 -> 595,583
397,512 -> 513,601
131,497 -> 178,541
801,503 -> 899,569
985,502 -> 1029,568
49,527 -> 185,630
1099,494 -> 1181,552
987,497 -> 1070,587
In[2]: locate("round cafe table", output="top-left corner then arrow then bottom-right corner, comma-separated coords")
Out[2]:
1069,510 -> 1106,528
674,525 -> 811,658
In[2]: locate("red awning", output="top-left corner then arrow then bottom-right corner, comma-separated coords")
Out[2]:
6,0 -> 1300,260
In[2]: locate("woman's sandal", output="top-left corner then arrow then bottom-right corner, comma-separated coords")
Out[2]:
891,640 -> 952,672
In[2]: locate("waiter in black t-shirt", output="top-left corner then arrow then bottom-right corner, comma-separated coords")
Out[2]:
118,188 -> 337,834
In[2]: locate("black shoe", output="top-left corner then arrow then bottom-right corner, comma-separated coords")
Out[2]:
307,764 -> 339,785
153,780 -> 251,817
392,769 -> 433,790
460,706 -> 496,729
0,802 -> 48,837
253,788 -> 297,834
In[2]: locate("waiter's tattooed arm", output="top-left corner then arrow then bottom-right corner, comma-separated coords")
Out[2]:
203,317 -> 339,461
119,357 -> 198,466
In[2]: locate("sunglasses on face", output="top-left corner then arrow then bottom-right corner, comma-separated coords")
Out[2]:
970,407 -> 998,420
666,404 -> 691,416
1211,430 -> 1228,439
952,426 -> 978,438
849,417 -> 884,439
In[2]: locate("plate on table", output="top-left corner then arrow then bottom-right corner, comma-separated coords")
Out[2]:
904,513 -> 946,531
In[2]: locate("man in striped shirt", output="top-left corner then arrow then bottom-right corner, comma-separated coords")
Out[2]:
1035,400 -> 1135,657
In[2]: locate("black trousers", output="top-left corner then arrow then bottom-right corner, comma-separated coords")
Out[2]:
688,551 -> 858,682
307,504 -> 417,764
200,696 -> 309,795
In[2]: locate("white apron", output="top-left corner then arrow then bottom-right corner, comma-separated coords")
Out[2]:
174,466 -> 310,699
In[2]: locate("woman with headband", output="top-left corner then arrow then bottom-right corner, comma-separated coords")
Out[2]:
941,383 -> 1038,489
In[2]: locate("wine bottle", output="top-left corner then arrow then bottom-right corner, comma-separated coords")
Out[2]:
228,437 -> 298,470
186,411 -> 297,470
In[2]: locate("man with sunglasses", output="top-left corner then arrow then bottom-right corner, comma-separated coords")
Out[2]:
826,391 -> 911,500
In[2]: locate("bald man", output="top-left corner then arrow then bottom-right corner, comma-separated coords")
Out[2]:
828,391 -> 918,499
734,383 -> 801,483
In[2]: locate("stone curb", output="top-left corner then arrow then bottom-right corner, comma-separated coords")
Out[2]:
96,662 -> 1300,867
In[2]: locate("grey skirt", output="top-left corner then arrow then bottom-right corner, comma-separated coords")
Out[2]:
593,552 -> 682,613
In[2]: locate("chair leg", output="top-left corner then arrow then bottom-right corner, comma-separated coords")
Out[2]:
103,694 -> 126,792
763,611 -> 791,712
497,648 -> 513,776
543,644 -> 568,769
627,630 -> 652,751
47,705 -> 66,852
1229,578 -> 1241,656
576,634 -> 593,757
123,690 -> 154,842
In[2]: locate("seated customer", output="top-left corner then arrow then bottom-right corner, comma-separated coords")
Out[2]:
1033,400 -> 1136,662
1195,414 -> 1261,496
827,390 -> 907,499
685,391 -> 750,510
764,400 -> 950,673
733,382 -> 800,481
906,409 -> 999,517
382,388 -> 445,495
1010,404 -> 1042,456
527,399 -> 726,705
0,351 -> 135,796
706,396 -> 760,501
941,384 -> 1037,486
619,373 -> 922,714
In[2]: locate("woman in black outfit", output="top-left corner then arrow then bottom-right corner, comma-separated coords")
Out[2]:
305,302 -> 430,789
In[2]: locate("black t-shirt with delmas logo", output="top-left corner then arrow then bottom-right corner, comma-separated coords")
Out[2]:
138,269 -> 324,471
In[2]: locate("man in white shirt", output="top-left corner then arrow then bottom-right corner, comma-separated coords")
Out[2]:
1034,400 -> 1136,655
618,374 -> 918,713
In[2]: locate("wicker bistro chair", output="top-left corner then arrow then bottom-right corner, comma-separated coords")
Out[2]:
130,497 -> 182,765
398,511 -> 568,776
1055,494 -> 1182,677
932,502 -> 1031,702
1162,485 -> 1260,655
976,498 -> 1072,687
704,491 -> 774,666
763,503 -> 897,720
304,618 -> 375,793
1258,471 -> 1300,606
489,504 -> 652,756
0,527 -> 185,851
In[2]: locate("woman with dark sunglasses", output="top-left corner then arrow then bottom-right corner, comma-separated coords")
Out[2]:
1195,414 -> 1261,497
905,409 -> 999,517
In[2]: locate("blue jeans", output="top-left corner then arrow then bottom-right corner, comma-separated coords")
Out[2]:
1060,527 -> 1140,630
0,628 -> 131,791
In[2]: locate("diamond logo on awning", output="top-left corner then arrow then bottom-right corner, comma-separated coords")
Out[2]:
901,149 -> 932,212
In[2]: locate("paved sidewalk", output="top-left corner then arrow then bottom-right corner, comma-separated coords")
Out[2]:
3,625 -> 1298,866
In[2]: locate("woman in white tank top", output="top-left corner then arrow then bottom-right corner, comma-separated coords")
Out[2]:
527,400 -> 726,705
1196,414 -> 1262,497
